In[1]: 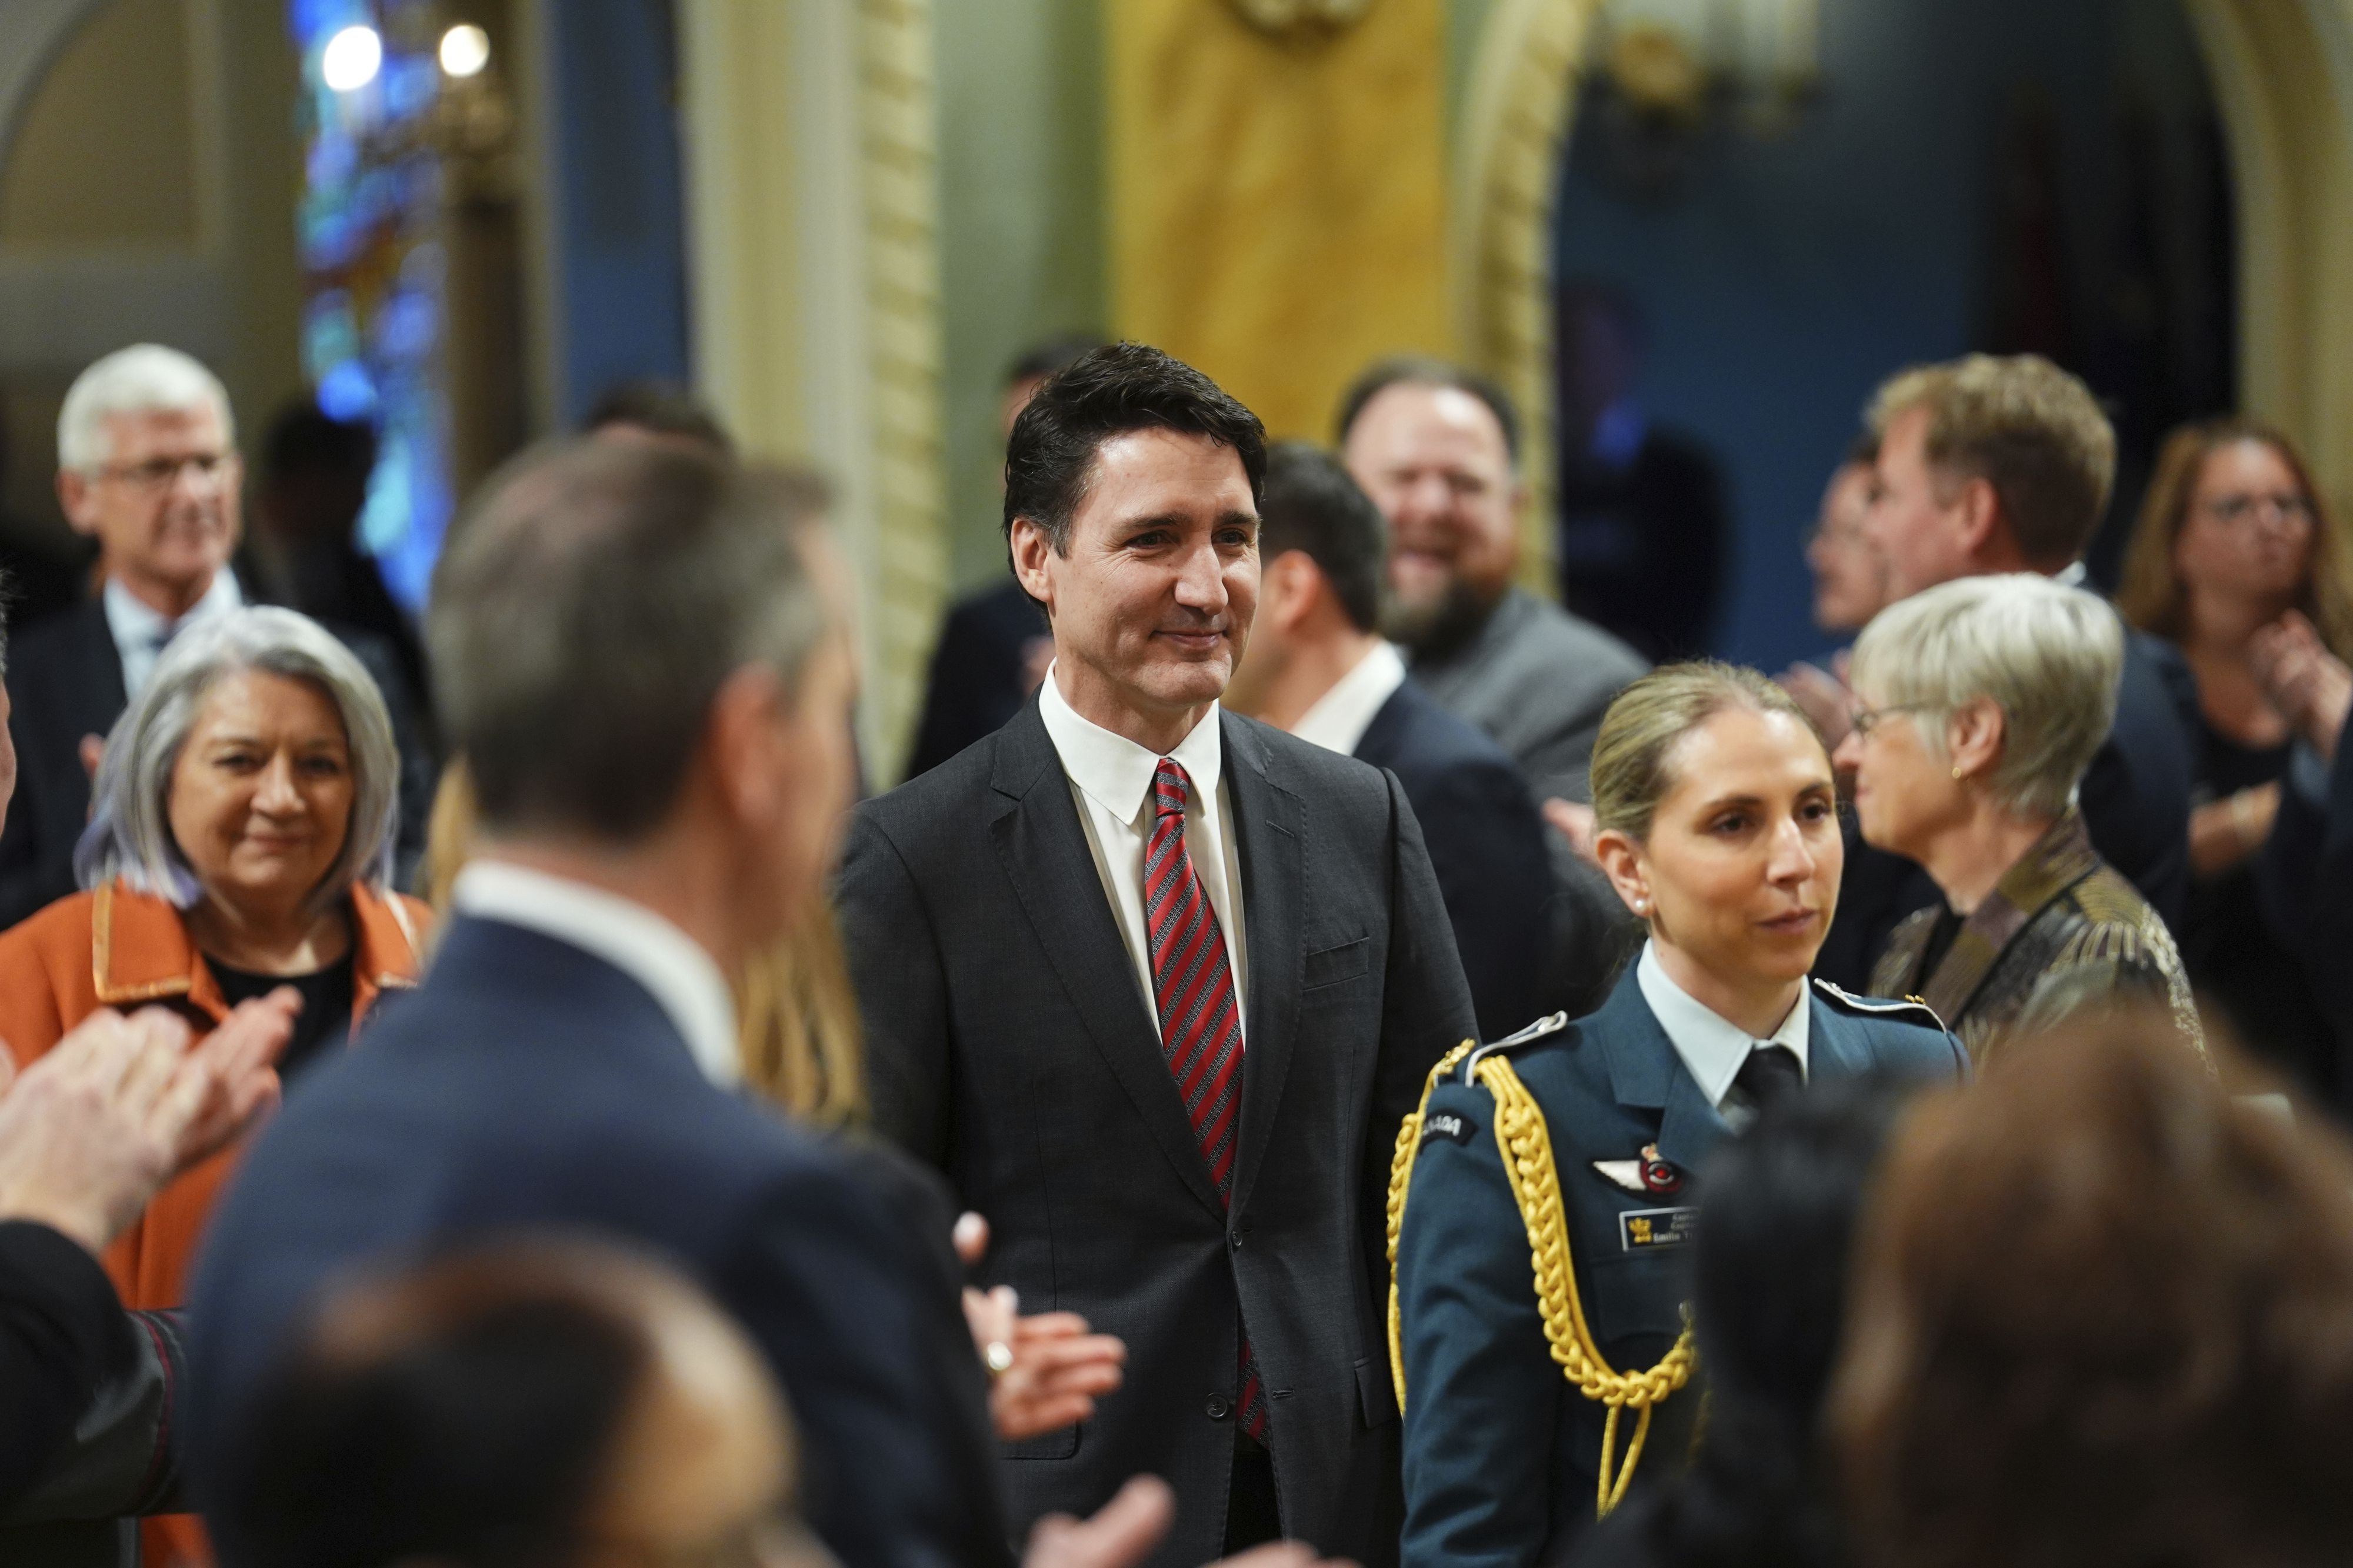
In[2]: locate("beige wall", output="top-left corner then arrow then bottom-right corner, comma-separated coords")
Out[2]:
0,0 -> 302,552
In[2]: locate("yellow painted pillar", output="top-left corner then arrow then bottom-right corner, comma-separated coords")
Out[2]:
1107,0 -> 1451,442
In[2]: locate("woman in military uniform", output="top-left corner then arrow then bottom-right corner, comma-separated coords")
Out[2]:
1837,574 -> 2208,1064
1389,663 -> 1964,1568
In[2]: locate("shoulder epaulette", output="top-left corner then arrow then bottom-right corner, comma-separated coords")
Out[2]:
1458,1010 -> 1571,1083
1811,978 -> 1948,1032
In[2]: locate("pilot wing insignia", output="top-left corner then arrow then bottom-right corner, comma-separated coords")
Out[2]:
1591,1158 -> 1647,1195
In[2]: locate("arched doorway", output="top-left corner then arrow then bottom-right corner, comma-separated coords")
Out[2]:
1454,0 -> 2353,623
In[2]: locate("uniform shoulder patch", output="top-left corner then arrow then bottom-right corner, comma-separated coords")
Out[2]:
1810,978 -> 1948,1033
1455,1011 -> 1571,1084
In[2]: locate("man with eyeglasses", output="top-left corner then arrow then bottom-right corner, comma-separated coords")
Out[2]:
0,345 -> 434,930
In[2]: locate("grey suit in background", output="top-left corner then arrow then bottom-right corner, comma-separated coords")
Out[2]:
1406,586 -> 1648,808
1405,586 -> 1650,1016
837,700 -> 1479,1568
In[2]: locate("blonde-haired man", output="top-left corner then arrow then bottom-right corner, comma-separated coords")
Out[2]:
1809,353 -> 2196,993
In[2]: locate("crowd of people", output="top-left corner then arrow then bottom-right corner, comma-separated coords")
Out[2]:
1,324 -> 2351,1568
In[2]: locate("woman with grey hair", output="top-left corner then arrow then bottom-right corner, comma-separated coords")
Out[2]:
1834,574 -> 2204,1063
0,605 -> 427,1319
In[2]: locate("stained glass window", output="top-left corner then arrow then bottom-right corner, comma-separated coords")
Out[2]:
287,0 -> 451,612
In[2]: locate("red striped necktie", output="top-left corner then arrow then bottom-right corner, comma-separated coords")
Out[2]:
1145,756 -> 1267,1442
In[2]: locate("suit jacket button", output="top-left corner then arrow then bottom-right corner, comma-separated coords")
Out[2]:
1229,1229 -> 1244,1250
1206,1393 -> 1231,1420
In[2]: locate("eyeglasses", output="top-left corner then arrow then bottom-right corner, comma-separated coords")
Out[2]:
1848,702 -> 1935,739
92,452 -> 235,494
2201,492 -> 2313,530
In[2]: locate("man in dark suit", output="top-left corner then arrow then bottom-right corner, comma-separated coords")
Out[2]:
1224,443 -> 1549,1039
905,337 -> 1102,780
186,446 -> 1018,1568
1806,355 -> 2195,990
838,345 -> 1480,1568
0,347 -> 432,929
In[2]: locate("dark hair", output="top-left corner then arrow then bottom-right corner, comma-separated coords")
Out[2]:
1641,1074 -> 1924,1568
430,439 -> 832,841
1005,334 -> 1108,389
1001,341 -> 1267,559
1258,442 -> 1387,633
582,379 -> 735,456
1332,356 -> 1521,465
228,1243 -> 665,1568
262,399 -> 378,483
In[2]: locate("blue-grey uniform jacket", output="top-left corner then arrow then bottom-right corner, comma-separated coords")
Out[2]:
1392,966 -> 1965,1568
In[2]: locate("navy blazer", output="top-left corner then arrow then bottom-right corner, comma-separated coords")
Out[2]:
2257,735 -> 2353,1103
186,916 -> 1009,1568
1355,679 -> 1552,1040
1393,968 -> 1964,1568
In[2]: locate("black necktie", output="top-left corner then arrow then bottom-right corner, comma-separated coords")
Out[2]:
1732,1043 -> 1804,1115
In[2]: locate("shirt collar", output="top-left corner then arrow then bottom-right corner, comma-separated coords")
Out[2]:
1038,662 -> 1224,825
1635,941 -> 1811,1111
1291,640 -> 1407,757
452,860 -> 741,1087
102,567 -> 242,648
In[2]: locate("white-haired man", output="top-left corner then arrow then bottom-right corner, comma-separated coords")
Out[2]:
0,345 -> 432,927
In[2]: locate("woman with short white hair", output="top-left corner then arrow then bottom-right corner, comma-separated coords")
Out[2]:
0,605 -> 427,1315
1835,574 -> 2204,1062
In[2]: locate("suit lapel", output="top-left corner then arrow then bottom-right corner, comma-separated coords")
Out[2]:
988,703 -> 1227,1219
67,600 -> 128,734
1805,989 -> 1877,1081
1594,968 -> 1731,1177
1223,714 -> 1302,1219
1920,813 -> 2102,1022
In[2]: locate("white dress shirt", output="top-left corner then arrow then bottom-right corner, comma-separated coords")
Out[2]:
1038,666 -> 1248,1039
104,568 -> 244,699
1289,640 -> 1408,758
452,860 -> 742,1087
1635,941 -> 1810,1115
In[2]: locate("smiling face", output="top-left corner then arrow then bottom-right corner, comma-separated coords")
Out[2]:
59,403 -> 242,613
2174,438 -> 2315,608
1342,382 -> 1522,633
1599,706 -> 1843,1010
168,669 -> 354,923
1011,427 -> 1259,747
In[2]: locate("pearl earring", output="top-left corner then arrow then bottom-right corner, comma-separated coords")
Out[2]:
1951,766 -> 1964,782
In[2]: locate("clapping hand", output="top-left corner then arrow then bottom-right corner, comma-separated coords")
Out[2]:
2251,610 -> 2353,763
954,1212 -> 1128,1441
1777,656 -> 1856,750
0,990 -> 298,1253
1022,1475 -> 1355,1568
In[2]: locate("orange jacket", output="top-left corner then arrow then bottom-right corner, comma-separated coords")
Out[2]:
0,878 -> 431,1310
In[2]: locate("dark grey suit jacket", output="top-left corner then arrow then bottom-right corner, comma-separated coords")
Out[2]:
837,701 -> 1479,1568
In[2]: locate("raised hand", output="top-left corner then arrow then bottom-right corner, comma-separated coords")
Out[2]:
955,1210 -> 1129,1440
0,992 -> 296,1254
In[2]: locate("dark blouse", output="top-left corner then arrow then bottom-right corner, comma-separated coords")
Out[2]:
209,952 -> 355,1083
2185,715 -> 2333,1094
